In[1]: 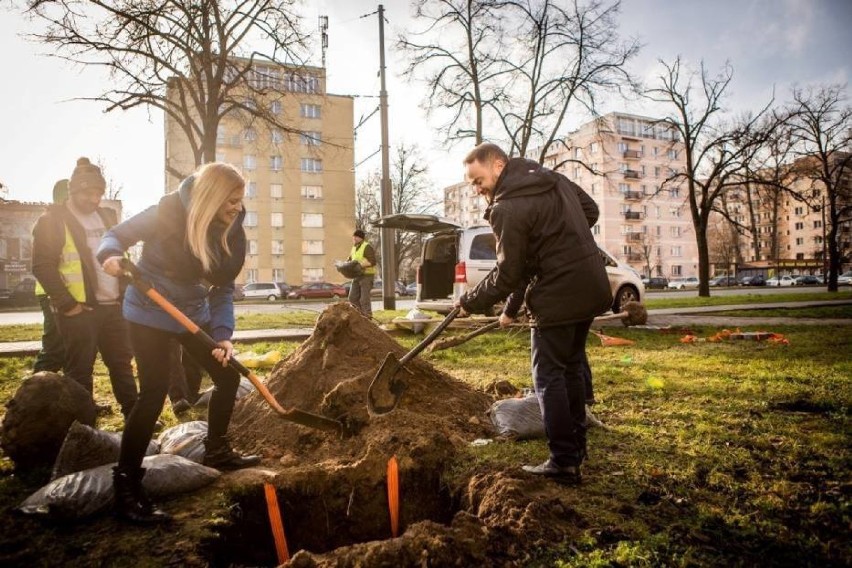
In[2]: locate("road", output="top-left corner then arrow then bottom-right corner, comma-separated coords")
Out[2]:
0,285 -> 840,326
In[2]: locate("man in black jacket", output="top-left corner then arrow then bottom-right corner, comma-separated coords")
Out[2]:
457,143 -> 612,484
31,158 -> 137,419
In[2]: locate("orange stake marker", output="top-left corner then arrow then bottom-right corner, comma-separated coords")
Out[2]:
387,455 -> 400,537
264,482 -> 290,564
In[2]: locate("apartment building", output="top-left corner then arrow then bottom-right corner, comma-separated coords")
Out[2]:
716,155 -> 851,277
164,62 -> 355,286
443,112 -> 697,277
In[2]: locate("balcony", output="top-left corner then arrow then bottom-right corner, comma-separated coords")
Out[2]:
623,211 -> 643,221
623,149 -> 641,159
623,169 -> 641,179
626,253 -> 643,262
623,190 -> 643,201
626,232 -> 644,242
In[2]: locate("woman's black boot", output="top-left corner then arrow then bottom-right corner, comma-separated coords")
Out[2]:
112,466 -> 171,524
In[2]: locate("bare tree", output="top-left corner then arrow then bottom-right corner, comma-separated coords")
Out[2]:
785,84 -> 851,291
645,57 -> 770,296
398,0 -> 507,145
20,0 -> 310,180
707,214 -> 741,277
399,0 -> 638,157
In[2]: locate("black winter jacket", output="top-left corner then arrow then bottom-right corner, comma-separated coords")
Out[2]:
32,203 -> 122,313
460,158 -> 612,327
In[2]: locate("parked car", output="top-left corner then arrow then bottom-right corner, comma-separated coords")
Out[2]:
373,214 -> 644,314
667,276 -> 699,290
287,282 -> 347,300
370,280 -> 406,297
793,275 -> 823,286
837,271 -> 852,285
766,275 -> 796,287
709,275 -> 738,287
740,275 -> 766,286
403,282 -> 417,296
642,277 -> 669,290
241,282 -> 288,301
10,278 -> 38,306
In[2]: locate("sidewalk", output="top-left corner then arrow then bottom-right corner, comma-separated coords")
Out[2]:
1,299 -> 849,357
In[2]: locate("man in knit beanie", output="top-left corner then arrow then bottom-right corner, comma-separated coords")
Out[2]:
31,157 -> 138,419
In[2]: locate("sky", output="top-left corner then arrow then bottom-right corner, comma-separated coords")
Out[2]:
1,0 -> 849,219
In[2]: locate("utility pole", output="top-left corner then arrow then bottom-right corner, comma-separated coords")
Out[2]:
378,4 -> 396,309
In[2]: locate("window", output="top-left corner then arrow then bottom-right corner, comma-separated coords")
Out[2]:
618,183 -> 630,193
814,220 -> 822,229
216,126 -> 226,144
300,103 -> 321,119
270,100 -> 282,115
301,158 -> 323,173
302,240 -> 324,254
592,225 -> 600,235
271,130 -> 283,144
618,142 -> 628,153
589,142 -> 599,154
671,265 -> 682,276
469,234 -> 497,260
670,207 -> 681,218
248,240 -> 258,255
246,182 -> 257,199
671,246 -> 682,257
655,206 -> 661,219
656,246 -> 662,257
245,269 -> 258,283
667,149 -> 678,160
244,128 -> 257,142
270,184 -> 283,199
301,213 -> 323,227
670,188 -> 680,198
271,213 -> 284,228
794,206 -> 804,215
671,226 -> 681,237
795,222 -> 804,230
656,225 -> 662,236
573,167 -> 580,180
302,268 -> 324,282
653,146 -> 659,157
300,131 -> 322,146
590,183 -> 597,195
301,185 -> 323,199
271,240 -> 284,255
244,211 -> 257,227
795,237 -> 804,245
285,72 -> 319,93
272,269 -> 286,282
270,155 -> 283,171
243,154 -> 256,171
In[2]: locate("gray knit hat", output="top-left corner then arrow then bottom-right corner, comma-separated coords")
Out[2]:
69,157 -> 106,193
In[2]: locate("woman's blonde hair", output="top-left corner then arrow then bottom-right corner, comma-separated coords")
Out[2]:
185,162 -> 245,272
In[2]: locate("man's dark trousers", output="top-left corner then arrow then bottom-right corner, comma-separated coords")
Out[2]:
56,303 -> 138,416
531,319 -> 593,467
33,294 -> 65,373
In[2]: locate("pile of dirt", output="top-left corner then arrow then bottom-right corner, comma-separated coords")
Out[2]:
221,303 -> 552,564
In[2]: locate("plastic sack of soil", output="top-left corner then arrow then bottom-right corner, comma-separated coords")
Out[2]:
194,377 -> 254,407
51,421 -> 159,481
334,259 -> 364,279
18,453 -> 220,520
157,420 -> 208,463
487,395 -> 545,440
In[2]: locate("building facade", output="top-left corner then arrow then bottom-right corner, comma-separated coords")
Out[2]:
443,112 -> 697,277
164,62 -> 355,286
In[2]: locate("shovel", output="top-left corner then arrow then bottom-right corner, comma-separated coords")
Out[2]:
119,259 -> 343,435
367,306 -> 460,415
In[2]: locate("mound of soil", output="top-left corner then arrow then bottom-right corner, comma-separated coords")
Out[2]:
223,303 -> 519,563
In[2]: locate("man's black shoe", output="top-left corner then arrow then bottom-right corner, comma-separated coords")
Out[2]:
522,460 -> 581,485
203,443 -> 261,470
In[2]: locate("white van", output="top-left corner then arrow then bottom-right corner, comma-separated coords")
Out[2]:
374,214 -> 644,314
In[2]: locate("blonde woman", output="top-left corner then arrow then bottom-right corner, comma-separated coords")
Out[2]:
99,162 -> 259,523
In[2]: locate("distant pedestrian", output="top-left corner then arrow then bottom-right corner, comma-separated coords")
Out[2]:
456,143 -> 611,485
32,179 -> 70,373
31,158 -> 138,418
347,229 -> 377,318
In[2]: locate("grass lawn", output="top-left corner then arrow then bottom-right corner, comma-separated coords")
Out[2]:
0,302 -> 850,565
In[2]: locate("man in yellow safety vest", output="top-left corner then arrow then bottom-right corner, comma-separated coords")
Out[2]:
31,158 -> 138,419
347,229 -> 377,318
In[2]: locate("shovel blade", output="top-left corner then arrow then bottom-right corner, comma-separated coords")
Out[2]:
279,408 -> 344,434
367,352 -> 409,415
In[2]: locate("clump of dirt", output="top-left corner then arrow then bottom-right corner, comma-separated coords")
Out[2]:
221,302 -> 503,564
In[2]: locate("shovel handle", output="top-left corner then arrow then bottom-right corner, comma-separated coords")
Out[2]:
398,306 -> 460,365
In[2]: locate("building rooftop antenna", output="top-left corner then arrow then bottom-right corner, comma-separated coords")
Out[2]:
319,15 -> 329,68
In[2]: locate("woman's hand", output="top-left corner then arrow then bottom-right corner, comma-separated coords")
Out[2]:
211,340 -> 234,367
101,256 -> 126,277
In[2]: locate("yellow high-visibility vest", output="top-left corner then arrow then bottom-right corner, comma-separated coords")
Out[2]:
34,225 -> 85,302
350,241 -> 376,275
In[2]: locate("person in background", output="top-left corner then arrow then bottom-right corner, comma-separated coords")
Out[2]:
99,161 -> 259,524
32,179 -> 70,374
347,229 -> 377,318
457,143 -> 611,485
31,159 -> 138,418
168,341 -> 204,415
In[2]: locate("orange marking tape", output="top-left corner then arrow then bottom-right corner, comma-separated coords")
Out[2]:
387,455 -> 400,537
264,482 -> 290,564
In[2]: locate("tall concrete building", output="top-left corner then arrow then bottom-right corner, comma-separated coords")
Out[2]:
165,62 -> 355,286
443,112 -> 698,278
